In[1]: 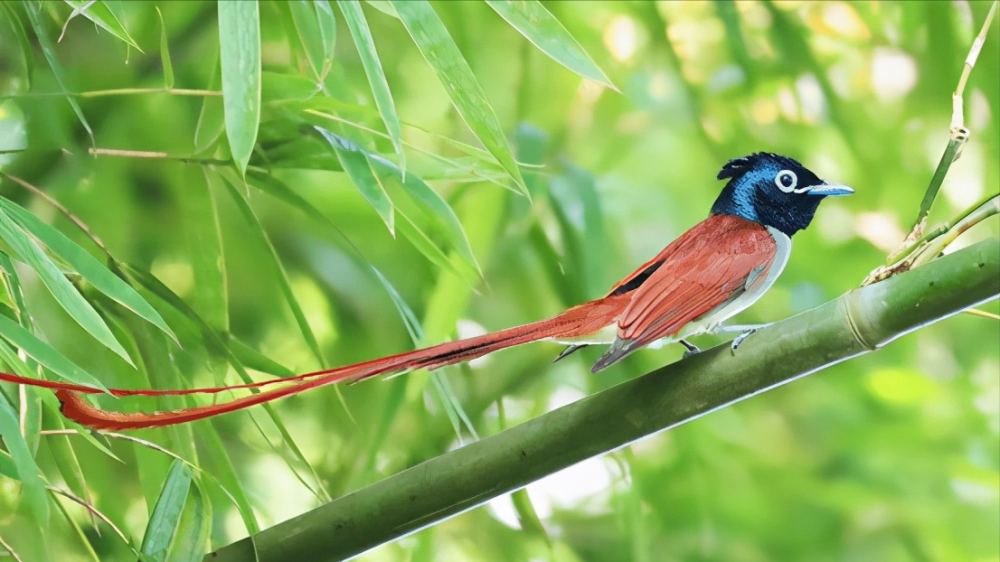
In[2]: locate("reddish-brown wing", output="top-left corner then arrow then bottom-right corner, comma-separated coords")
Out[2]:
617,214 -> 777,348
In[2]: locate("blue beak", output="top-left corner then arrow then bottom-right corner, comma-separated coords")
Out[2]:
805,183 -> 854,196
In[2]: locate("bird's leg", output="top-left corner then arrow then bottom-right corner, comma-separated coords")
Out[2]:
713,323 -> 773,353
730,329 -> 758,352
679,339 -> 701,358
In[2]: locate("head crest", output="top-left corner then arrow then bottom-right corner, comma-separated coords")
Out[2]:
717,152 -> 806,181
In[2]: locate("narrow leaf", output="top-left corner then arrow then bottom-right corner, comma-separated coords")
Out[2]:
156,7 -> 174,89
390,0 -> 527,195
193,52 -> 225,152
0,3 -> 34,89
164,478 -> 211,562
24,0 -> 94,146
62,0 -> 141,50
339,0 -> 406,175
288,0 -> 336,81
315,127 -> 395,234
218,1 -> 261,174
0,315 -> 108,391
315,128 -> 480,277
0,209 -> 133,365
485,0 -> 616,89
0,392 -> 48,524
214,171 -> 327,368
0,198 -> 177,343
140,459 -> 191,561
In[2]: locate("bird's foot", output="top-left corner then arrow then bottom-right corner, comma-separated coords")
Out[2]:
730,329 -> 759,354
680,339 -> 701,359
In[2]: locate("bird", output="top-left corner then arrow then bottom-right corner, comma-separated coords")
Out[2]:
0,152 -> 853,430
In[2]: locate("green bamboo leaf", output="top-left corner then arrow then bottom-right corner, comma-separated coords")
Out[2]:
364,0 -> 396,18
315,127 -> 395,235
288,0 -> 336,81
338,0 -> 406,175
164,478 -> 211,562
0,450 -> 16,479
314,128 -> 480,278
183,170 -> 227,334
121,262 -> 330,502
227,336 -> 296,378
0,315 -> 108,391
62,0 -> 141,51
156,7 -> 174,89
193,52 -> 225,152
485,0 -> 616,89
0,209 -> 133,365
247,170 -> 340,224
369,153 -> 481,277
140,459 -> 191,562
244,172 -> 426,361
0,393 -> 49,524
0,3 -> 34,89
0,198 -> 177,344
390,0 -> 527,195
218,1 -> 261,175
197,426 -> 260,535
214,171 -> 327,370
24,0 -> 94,147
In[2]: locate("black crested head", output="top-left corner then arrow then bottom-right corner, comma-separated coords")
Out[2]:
710,152 -> 853,237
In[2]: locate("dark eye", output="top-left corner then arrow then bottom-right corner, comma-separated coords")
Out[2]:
775,170 -> 798,193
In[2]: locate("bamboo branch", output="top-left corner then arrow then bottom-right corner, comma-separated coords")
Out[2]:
880,0 -> 997,265
206,238 -> 1000,562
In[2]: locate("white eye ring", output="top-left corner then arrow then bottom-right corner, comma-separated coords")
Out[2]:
775,170 -> 798,193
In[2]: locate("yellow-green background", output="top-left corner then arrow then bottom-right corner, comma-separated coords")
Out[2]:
0,1 -> 997,561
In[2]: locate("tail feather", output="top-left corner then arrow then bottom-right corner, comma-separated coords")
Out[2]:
4,296 -> 626,430
46,312 -> 593,430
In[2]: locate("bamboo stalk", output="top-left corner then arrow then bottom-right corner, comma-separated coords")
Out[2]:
207,238 -> 1000,562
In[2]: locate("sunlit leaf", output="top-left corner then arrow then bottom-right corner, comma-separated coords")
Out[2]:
0,197 -> 177,344
24,0 -> 94,146
164,478 -> 211,562
390,0 -> 527,195
288,0 -> 336,82
218,1 -> 261,175
193,52 -> 225,153
0,3 -> 34,89
315,127 -> 395,235
156,7 -> 174,89
0,391 -> 48,524
61,0 -> 141,51
0,314 -> 108,391
140,459 -> 191,561
0,209 -> 133,365
485,0 -> 615,89
339,0 -> 406,175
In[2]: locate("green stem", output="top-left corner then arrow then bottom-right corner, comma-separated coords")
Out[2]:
206,239 -> 1000,562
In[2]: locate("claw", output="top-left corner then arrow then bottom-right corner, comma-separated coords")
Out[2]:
553,344 -> 586,363
730,328 -> 758,354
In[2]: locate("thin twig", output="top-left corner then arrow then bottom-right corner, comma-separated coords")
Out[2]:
1,172 -> 110,256
48,486 -> 132,545
865,1 -> 998,285
88,147 -> 231,165
864,194 -> 999,284
0,533 -> 25,562
963,308 -> 1000,320
0,88 -> 221,100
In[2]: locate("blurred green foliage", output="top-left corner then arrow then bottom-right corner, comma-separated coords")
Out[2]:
0,1 -> 997,561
